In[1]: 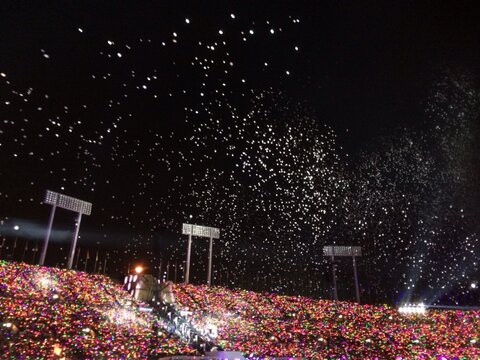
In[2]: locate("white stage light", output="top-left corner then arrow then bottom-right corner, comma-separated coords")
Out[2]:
398,303 -> 426,315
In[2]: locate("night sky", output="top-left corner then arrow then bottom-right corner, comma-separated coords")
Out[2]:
1,1 -> 479,304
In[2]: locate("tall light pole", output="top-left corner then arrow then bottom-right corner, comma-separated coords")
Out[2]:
323,245 -> 362,303
41,190 -> 92,268
182,223 -> 220,285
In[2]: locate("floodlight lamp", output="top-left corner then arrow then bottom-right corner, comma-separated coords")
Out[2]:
398,303 -> 426,315
134,265 -> 143,274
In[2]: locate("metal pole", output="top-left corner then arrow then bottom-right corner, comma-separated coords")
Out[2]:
185,234 -> 192,284
84,250 -> 90,272
182,261 -> 186,282
67,212 -> 82,269
353,256 -> 360,303
158,258 -> 163,281
93,249 -> 99,273
103,253 -> 107,274
166,261 -> 170,281
331,254 -> 338,301
207,235 -> 213,286
31,241 -> 38,264
39,204 -> 57,265
174,261 -> 178,283
21,240 -> 27,262
0,237 -> 5,259
74,248 -> 81,270
11,236 -> 17,260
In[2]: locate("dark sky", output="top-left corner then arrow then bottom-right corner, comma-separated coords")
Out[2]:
0,1 -> 479,292
2,1 -> 478,137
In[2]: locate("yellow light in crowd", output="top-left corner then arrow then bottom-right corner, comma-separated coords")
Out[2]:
53,344 -> 62,356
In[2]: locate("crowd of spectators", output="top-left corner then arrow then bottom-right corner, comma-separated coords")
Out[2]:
0,261 -> 195,358
1,260 -> 478,359
174,283 -> 480,359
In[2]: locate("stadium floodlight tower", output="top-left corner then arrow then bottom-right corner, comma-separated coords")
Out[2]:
323,245 -> 362,303
182,223 -> 220,286
40,190 -> 92,269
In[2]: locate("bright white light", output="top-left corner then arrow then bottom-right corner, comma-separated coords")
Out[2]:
13,225 -> 19,231
37,275 -> 55,289
106,308 -> 147,328
471,282 -> 477,289
398,303 -> 426,315
185,18 -> 190,24
218,30 -> 224,35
